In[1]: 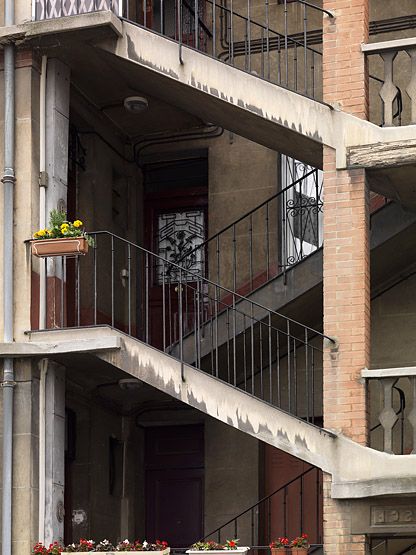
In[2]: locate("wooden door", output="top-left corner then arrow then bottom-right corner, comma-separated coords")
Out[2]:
260,445 -> 322,545
143,156 -> 208,350
145,425 -> 204,547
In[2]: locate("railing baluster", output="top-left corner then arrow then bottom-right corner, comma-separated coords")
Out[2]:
232,294 -> 237,386
284,0 -> 288,87
111,235 -> 115,327
379,51 -> 399,126
93,236 -> 97,325
162,262 -> 166,351
76,255 -> 80,327
145,251 -> 149,343
179,269 -> 184,382
60,256 -> 64,328
287,321 -> 291,412
268,313 -> 272,403
194,0 -> 199,49
128,244 -> 132,336
247,0 -> 251,72
303,3 -> 307,95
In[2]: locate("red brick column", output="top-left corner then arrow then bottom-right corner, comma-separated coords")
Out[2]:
322,1 -> 370,553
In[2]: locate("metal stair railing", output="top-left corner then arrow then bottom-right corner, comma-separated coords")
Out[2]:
123,0 -> 333,101
176,165 -> 323,296
201,466 -> 322,546
42,230 -> 334,423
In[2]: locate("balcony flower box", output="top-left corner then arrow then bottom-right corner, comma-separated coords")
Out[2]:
61,549 -> 170,555
187,540 -> 249,555
31,236 -> 89,258
31,210 -> 92,258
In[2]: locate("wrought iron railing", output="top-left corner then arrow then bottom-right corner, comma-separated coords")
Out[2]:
122,0 -> 330,100
33,230 -> 334,422
176,158 -> 322,296
201,466 -> 322,546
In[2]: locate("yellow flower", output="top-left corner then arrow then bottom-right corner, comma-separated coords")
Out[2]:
60,223 -> 69,230
38,229 -> 45,237
73,220 -> 83,228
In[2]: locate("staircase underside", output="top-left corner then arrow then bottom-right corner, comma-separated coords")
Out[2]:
3,325 -> 416,500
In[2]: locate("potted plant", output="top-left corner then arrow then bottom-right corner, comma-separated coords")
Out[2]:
187,539 -> 249,555
33,542 -> 63,554
33,539 -> 170,554
269,538 -> 289,554
31,209 -> 93,258
290,534 -> 309,554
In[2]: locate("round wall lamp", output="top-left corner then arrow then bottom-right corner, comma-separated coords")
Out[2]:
123,96 -> 149,113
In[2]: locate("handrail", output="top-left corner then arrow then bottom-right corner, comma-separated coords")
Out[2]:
89,230 -> 334,344
201,466 -> 317,541
294,0 -> 333,18
176,168 -> 317,266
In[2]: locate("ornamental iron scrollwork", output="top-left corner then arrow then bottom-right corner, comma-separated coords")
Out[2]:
282,156 -> 323,268
157,210 -> 205,284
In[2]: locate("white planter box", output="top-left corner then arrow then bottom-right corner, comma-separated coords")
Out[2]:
63,549 -> 170,555
187,548 -> 250,555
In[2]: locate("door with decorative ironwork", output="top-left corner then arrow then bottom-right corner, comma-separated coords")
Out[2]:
143,155 -> 208,350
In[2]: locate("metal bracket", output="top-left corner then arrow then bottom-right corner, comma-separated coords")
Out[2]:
39,170 -> 48,188
0,380 -> 16,388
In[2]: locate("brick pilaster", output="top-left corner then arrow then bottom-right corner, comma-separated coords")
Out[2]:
322,1 -> 370,554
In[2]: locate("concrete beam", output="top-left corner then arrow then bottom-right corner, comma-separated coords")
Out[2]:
362,367 -> 416,379
0,10 -> 122,44
362,37 -> 416,54
21,326 -> 416,499
0,336 -> 121,356
347,140 -> 416,169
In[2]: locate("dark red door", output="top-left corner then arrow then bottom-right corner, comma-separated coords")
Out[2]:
261,445 -> 322,545
143,155 -> 208,350
145,425 -> 204,547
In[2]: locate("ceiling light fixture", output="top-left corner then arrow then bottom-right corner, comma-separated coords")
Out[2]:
123,96 -> 149,113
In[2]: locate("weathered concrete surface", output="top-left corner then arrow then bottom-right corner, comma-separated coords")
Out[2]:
16,327 -> 416,499
1,15 -> 416,175
0,336 -> 121,355
0,10 -> 122,43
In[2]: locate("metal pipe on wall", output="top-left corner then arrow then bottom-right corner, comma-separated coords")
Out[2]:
1,0 -> 16,549
39,55 -> 48,330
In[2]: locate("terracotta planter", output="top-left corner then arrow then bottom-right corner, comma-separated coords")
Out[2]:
291,549 -> 309,554
31,237 -> 89,258
271,548 -> 288,555
62,549 -> 170,555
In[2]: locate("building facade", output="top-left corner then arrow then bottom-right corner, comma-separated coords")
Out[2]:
1,0 -> 416,553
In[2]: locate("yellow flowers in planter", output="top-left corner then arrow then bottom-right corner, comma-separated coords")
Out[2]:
32,210 -> 93,246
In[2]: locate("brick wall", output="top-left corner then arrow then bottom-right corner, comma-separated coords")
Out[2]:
322,1 -> 370,553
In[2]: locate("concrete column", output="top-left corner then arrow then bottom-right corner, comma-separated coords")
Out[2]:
322,1 -> 370,553
44,362 -> 65,545
45,59 -> 70,329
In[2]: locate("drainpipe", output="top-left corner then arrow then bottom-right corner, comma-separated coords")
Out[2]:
38,55 -> 48,545
1,0 -> 16,550
38,359 -> 48,544
39,55 -> 47,330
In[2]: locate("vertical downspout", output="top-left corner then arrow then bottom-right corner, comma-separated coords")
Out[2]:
1,0 -> 15,551
38,55 -> 48,545
39,55 -> 47,329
